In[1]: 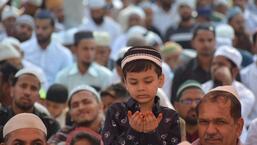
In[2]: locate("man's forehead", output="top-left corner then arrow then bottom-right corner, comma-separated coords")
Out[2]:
71,91 -> 96,101
17,74 -> 40,83
199,101 -> 232,117
7,128 -> 46,143
181,88 -> 204,99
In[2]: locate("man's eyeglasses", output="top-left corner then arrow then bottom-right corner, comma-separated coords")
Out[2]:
180,98 -> 201,105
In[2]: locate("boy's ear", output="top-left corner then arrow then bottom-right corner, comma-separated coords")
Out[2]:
158,73 -> 165,88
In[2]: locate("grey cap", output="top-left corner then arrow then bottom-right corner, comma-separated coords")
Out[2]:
176,80 -> 203,101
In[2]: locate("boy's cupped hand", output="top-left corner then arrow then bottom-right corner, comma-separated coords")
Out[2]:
128,111 -> 163,133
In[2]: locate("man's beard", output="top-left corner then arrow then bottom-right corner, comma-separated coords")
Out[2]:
16,33 -> 31,42
185,117 -> 198,125
185,109 -> 198,125
213,79 -> 223,88
181,15 -> 192,22
82,61 -> 92,69
92,16 -> 104,25
14,99 -> 34,111
36,34 -> 51,45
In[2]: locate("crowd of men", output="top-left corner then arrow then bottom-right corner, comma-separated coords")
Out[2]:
0,0 -> 257,145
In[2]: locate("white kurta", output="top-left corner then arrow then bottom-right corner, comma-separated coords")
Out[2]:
55,62 -> 112,92
21,38 -> 73,86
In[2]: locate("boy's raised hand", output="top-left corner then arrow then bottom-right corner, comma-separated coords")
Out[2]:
128,111 -> 144,132
142,111 -> 163,133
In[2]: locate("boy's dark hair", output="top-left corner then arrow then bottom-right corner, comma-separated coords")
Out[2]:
70,132 -> 101,145
74,31 -> 94,46
101,83 -> 129,99
34,9 -> 55,27
122,60 -> 162,78
46,84 -> 68,103
121,46 -> 162,78
196,91 -> 241,121
192,23 -> 215,39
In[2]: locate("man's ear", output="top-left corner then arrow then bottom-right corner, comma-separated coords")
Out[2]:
158,73 -> 165,88
236,117 -> 244,137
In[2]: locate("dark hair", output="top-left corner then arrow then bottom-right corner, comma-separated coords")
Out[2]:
74,31 -> 94,46
34,9 -> 55,27
100,83 -> 129,99
70,132 -> 101,145
0,62 -> 18,84
46,84 -> 68,103
122,59 -> 162,78
196,91 -> 241,121
192,23 -> 215,39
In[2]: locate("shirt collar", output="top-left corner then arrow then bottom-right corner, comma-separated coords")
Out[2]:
68,63 -> 98,77
126,96 -> 161,117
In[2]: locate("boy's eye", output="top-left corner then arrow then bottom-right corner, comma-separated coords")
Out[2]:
145,80 -> 153,84
128,81 -> 137,85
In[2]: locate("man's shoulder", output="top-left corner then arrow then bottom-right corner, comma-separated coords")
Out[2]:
34,109 -> 59,126
92,63 -> 112,76
56,64 -> 76,77
20,38 -> 37,52
160,106 -> 179,118
174,58 -> 196,74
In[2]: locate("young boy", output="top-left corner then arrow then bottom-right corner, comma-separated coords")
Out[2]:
45,83 -> 69,128
102,46 -> 181,145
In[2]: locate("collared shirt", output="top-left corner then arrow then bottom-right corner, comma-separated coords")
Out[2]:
186,130 -> 198,143
55,62 -> 112,92
21,37 -> 73,86
54,108 -> 68,128
102,97 -> 181,145
202,80 -> 255,143
192,138 -> 243,145
171,58 -> 211,102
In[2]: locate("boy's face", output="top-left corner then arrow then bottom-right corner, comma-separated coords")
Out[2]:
45,100 -> 66,118
124,67 -> 164,105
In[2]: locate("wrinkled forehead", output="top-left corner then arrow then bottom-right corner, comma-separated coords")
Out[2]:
198,99 -> 232,117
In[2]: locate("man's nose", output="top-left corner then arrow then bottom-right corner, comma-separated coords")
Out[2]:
205,123 -> 217,134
